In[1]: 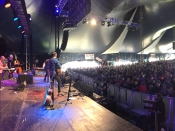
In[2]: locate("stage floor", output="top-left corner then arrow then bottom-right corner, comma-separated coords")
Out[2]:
0,77 -> 142,131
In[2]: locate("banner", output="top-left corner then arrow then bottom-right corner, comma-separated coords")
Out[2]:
85,54 -> 94,59
96,57 -> 102,62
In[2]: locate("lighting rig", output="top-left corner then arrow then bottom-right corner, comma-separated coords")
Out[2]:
82,14 -> 140,30
55,0 -> 69,17
55,0 -> 91,31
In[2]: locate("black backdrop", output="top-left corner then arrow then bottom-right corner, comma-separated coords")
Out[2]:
0,38 -> 6,56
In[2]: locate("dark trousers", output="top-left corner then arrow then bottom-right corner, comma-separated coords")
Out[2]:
50,74 -> 61,93
44,69 -> 50,81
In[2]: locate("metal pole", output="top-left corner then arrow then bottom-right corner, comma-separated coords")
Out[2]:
26,35 -> 27,71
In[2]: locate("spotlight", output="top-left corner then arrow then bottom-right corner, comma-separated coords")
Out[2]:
18,25 -> 22,29
91,19 -> 97,25
13,15 -> 18,21
28,14 -> 31,21
101,20 -> 105,26
107,21 -> 112,27
4,0 -> 11,8
22,29 -> 25,34
83,19 -> 86,24
55,8 -> 60,15
17,21 -> 22,28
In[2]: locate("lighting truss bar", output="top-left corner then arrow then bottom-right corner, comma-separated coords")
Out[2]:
56,0 -> 68,17
86,14 -> 140,29
10,0 -> 31,34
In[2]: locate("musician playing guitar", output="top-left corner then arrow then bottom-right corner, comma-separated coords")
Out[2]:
46,52 -> 62,108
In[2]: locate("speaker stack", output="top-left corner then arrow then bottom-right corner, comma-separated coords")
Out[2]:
173,42 -> 175,50
60,31 -> 69,51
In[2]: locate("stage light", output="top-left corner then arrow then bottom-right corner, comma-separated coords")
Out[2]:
4,0 -> 11,8
55,8 -> 60,15
17,21 -> 22,28
22,29 -> 25,34
101,20 -> 105,26
91,19 -> 96,25
83,19 -> 86,24
13,15 -> 18,21
18,25 -> 22,29
28,14 -> 31,21
107,21 -> 112,27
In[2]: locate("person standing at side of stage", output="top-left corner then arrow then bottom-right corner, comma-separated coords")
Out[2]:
49,52 -> 62,96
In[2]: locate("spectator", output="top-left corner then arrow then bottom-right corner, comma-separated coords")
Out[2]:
139,81 -> 147,93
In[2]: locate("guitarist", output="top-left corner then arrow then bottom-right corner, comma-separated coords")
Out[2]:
49,52 -> 62,101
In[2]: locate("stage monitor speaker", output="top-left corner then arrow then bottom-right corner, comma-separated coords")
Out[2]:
16,81 -> 26,91
61,31 -> 69,51
173,42 -> 175,50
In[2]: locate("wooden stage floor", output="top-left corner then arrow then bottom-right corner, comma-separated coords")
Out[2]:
0,77 -> 142,131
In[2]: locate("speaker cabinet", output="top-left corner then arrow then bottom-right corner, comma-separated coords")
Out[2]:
173,42 -> 175,50
61,31 -> 69,51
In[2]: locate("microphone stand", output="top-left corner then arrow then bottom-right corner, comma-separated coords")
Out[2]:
59,74 -> 72,105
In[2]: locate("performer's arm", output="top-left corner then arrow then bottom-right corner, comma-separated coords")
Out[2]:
57,69 -> 62,76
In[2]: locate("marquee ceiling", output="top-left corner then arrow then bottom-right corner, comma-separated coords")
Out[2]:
0,0 -> 175,54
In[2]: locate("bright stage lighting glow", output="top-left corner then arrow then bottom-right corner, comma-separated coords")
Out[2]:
61,61 -> 99,72
91,19 -> 97,25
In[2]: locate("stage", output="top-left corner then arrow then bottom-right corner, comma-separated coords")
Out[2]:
0,77 -> 142,131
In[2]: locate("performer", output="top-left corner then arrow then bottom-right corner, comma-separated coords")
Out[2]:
7,54 -> 14,69
0,56 -> 8,89
43,58 -> 50,82
13,51 -> 22,74
49,52 -> 62,97
7,54 -> 14,78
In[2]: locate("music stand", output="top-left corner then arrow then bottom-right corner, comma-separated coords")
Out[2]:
59,76 -> 73,105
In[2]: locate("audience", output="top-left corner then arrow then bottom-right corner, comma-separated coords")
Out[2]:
71,60 -> 175,97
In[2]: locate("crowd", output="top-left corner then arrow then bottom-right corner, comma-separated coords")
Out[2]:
71,60 -> 175,97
